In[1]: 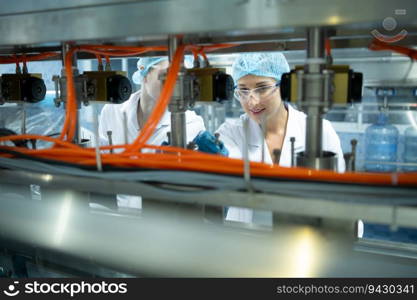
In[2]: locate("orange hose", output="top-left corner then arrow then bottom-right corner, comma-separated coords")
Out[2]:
125,44 -> 185,152
369,39 -> 417,60
2,42 -> 417,188
0,134 -> 82,149
58,45 -> 170,142
325,38 -> 331,57
2,139 -> 417,186
0,52 -> 60,64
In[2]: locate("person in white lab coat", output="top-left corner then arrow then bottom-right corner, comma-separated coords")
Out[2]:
216,52 -> 345,223
99,57 -> 206,209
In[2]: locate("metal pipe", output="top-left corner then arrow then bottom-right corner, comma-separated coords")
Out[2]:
168,35 -> 187,148
351,139 -> 358,172
20,103 -> 26,135
107,131 -> 113,154
304,27 -> 325,158
290,137 -> 295,167
243,117 -> 253,192
307,27 -> 324,57
168,35 -> 179,63
62,42 -> 81,144
93,107 -> 102,171
305,113 -> 323,158
170,112 -> 186,147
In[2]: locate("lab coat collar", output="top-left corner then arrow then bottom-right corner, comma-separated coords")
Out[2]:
284,103 -> 305,149
242,103 -> 304,149
120,90 -> 170,132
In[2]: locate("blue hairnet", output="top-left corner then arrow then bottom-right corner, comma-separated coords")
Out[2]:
132,57 -> 167,85
132,56 -> 194,85
231,52 -> 290,84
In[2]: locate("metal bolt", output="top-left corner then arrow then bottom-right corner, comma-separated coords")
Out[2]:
214,133 -> 220,145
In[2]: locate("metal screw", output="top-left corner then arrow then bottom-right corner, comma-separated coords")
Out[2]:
214,133 -> 220,145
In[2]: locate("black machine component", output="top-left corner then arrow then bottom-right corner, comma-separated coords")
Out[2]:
213,71 -> 234,102
53,71 -> 132,106
188,68 -> 234,102
83,71 -> 132,104
280,65 -> 363,104
0,74 -> 46,103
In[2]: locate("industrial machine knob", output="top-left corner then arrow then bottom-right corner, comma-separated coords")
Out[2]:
213,72 -> 234,102
107,75 -> 132,103
23,77 -> 46,103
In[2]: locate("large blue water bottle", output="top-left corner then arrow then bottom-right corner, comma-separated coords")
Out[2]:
403,125 -> 417,172
364,112 -> 399,172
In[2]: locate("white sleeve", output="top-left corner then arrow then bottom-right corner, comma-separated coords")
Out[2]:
323,120 -> 346,173
98,105 -> 111,146
215,121 -> 242,159
185,114 -> 206,143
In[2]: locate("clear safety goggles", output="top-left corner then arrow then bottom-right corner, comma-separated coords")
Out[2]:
234,82 -> 280,101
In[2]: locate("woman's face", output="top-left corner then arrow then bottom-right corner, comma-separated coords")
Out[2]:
236,75 -> 282,123
143,60 -> 170,102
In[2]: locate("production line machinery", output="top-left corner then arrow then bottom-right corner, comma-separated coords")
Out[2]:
0,0 -> 417,277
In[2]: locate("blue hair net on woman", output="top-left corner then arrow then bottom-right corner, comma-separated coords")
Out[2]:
231,52 -> 290,84
132,56 -> 194,85
132,57 -> 167,85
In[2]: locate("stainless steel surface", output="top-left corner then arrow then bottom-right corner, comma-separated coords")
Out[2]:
168,35 -> 179,63
296,151 -> 338,171
305,113 -> 323,158
297,28 -> 335,169
306,27 -> 325,73
0,169 -> 416,228
1,0 -> 417,278
93,107 -> 102,171
167,36 -> 187,148
20,103 -> 26,134
242,116 -> 253,192
107,130 -> 114,153
170,112 -> 186,147
351,139 -> 357,172
290,137 -> 295,167
0,0 -> 416,47
355,239 -> 417,261
2,191 -> 417,277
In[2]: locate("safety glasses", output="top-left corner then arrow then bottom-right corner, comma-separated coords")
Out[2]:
234,82 -> 280,102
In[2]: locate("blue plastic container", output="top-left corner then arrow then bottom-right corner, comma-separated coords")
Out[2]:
403,125 -> 417,172
364,112 -> 399,172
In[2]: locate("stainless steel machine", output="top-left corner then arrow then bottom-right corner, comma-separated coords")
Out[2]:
0,0 -> 417,277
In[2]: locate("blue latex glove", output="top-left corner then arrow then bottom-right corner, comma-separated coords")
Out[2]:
192,130 -> 229,156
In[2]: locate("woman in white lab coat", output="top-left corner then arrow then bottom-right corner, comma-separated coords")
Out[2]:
216,52 -> 345,223
99,57 -> 206,209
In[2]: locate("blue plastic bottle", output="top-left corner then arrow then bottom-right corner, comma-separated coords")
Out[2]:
364,112 -> 399,172
403,125 -> 417,172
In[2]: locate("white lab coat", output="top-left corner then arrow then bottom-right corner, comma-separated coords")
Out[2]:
99,90 -> 206,209
216,103 -> 345,223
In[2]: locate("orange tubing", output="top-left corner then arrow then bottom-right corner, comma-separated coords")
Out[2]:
325,38 -> 332,57
369,39 -> 417,60
125,44 -> 185,152
1,43 -> 417,188
58,44 -> 170,142
0,52 -> 60,64
0,134 -> 82,150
